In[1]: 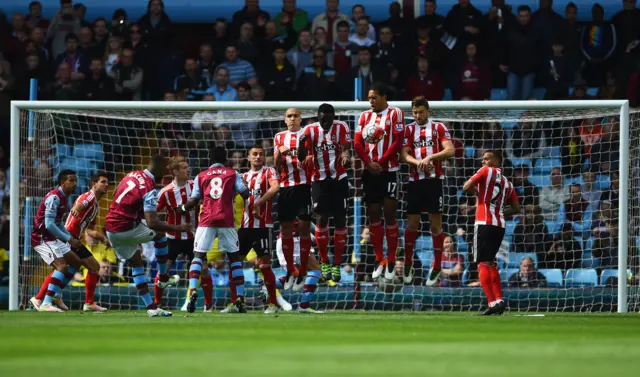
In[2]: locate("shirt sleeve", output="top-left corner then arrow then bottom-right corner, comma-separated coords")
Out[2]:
143,190 -> 159,212
156,190 -> 167,211
340,123 -> 352,144
392,109 -> 405,135
509,186 -> 520,204
44,195 -> 61,219
470,166 -> 488,185
191,176 -> 202,200
234,172 -> 249,193
403,124 -> 413,148
439,123 -> 452,143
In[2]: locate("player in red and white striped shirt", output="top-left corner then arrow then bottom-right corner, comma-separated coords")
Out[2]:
463,151 -> 520,315
298,103 -> 351,282
400,97 -> 455,286
153,156 -> 201,309
353,83 -> 405,281
274,108 -> 313,291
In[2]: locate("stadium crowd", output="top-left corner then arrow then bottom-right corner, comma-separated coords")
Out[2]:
0,0 -> 635,288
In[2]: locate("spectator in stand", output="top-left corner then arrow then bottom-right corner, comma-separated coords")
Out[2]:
561,126 -> 585,176
0,55 -> 13,137
47,1 -> 82,59
80,57 -> 115,101
591,208 -> 617,269
218,44 -> 258,88
14,52 -> 47,100
415,0 -> 446,40
349,18 -> 375,47
138,0 -> 172,100
77,26 -> 96,59
297,47 -> 340,100
601,171 -> 620,211
545,38 -> 571,100
111,8 -> 130,37
287,29 -> 313,80
540,168 -> 569,221
330,21 -> 358,78
412,22 -> 448,75
274,0 -> 309,42
374,25 -> 404,90
174,57 -> 210,101
612,0 -> 640,56
129,24 -> 147,69
578,117 -> 603,156
236,81 -> 252,101
108,46 -> 143,101
206,66 -> 238,101
597,71 -> 620,99
349,4 -> 375,42
237,22 -> 261,65
438,235 -> 464,287
198,43 -> 216,85
513,167 -> 539,207
591,120 -> 620,173
580,4 -> 617,86
501,5 -> 543,101
532,0 -> 565,51
93,18 -> 109,54
545,223 -> 581,270
513,207 -> 549,257
508,257 -> 547,288
511,121 -> 545,158
561,2 -> 583,77
581,171 -> 601,208
313,26 -> 331,52
311,0 -> 350,45
261,45 -> 296,101
381,2 -> 410,42
54,33 -> 89,83
443,0 -> 484,62
26,1 -> 49,30
454,41 -> 491,100
212,18 -> 231,62
104,35 -> 123,74
74,3 -> 91,28
1,13 -> 28,63
476,121 -> 505,152
23,38 -> 48,73
262,20 -> 290,57
29,27 -> 48,60
46,63 -> 81,100
230,151 -> 247,171
485,1 -> 516,88
558,183 -> 592,237
345,46 -> 387,100
232,0 -> 270,38
404,55 -> 444,101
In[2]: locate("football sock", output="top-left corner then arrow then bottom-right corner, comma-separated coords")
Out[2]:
230,261 -> 245,302
404,229 -> 418,267
275,276 -> 284,289
42,270 -> 65,306
184,277 -> 201,303
228,268 -> 237,302
60,266 -> 77,289
370,221 -> 384,262
489,264 -> 504,302
154,236 -> 169,277
282,234 -> 295,274
153,274 -> 163,305
298,235 -> 312,276
299,270 -> 321,309
478,262 -> 496,305
386,222 -> 399,264
132,266 -> 155,309
85,271 -> 98,305
259,257 -> 278,306
333,228 -> 347,266
315,226 -> 330,263
433,232 -> 444,270
201,272 -> 213,307
36,272 -> 53,301
188,257 -> 202,298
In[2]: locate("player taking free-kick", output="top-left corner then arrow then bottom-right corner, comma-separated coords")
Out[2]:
463,151 -> 520,315
400,96 -> 455,285
105,156 -> 191,317
31,171 -> 112,312
274,108 -> 313,291
177,147 -> 250,314
354,83 -> 405,281
297,103 -> 351,282
154,156 -> 201,309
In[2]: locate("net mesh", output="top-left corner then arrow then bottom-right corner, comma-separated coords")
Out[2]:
15,103 -> 640,312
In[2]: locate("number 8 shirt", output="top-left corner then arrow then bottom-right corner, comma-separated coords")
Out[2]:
191,163 -> 248,228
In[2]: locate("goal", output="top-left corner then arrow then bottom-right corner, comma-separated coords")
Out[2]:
8,100 -> 639,313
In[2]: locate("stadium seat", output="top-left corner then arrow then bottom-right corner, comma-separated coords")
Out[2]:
500,121 -> 518,129
75,177 -> 89,194
544,220 -> 562,234
574,237 -> 584,251
599,269 -> 618,286
416,251 -> 433,269
584,237 -> 596,253
533,158 -> 561,175
508,253 -> 538,268
595,174 -> 611,191
443,88 -> 453,101
462,269 -> 469,285
568,87 -> 599,96
455,235 -> 468,254
565,269 -> 598,287
564,175 -> 584,186
505,221 -> 517,236
273,267 -> 286,280
581,250 -> 601,268
539,269 -> 563,287
490,88 -> 508,100
59,157 -> 96,178
464,145 -> 475,158
528,174 -> 551,188
74,143 -> 104,163
549,146 -> 561,158
531,87 -> 546,100
416,236 -> 433,251
341,267 -> 354,283
510,158 -> 532,168
54,144 -> 73,158
243,269 -> 257,285
500,268 -> 519,283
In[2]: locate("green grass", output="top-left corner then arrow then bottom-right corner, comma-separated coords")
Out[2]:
0,311 -> 639,377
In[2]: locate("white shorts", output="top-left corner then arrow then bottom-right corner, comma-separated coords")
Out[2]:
276,237 -> 314,268
34,240 -> 71,265
194,227 -> 238,254
107,223 -> 156,260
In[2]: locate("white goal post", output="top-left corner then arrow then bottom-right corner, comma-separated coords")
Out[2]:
8,99 -> 632,313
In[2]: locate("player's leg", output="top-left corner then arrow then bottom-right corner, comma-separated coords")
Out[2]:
362,170 -> 386,279
298,253 -> 323,314
295,185 -> 313,289
277,187 -> 297,289
221,228 -> 246,313
49,244 -> 83,311
254,229 -> 279,313
155,238 -> 186,306
153,232 -> 179,289
32,272 -> 53,309
130,249 -> 171,316
475,225 -> 506,315
187,227 -> 216,313
40,258 -> 68,312
403,181 -> 422,284
312,180 -> 331,279
382,172 -> 400,280
425,180 -> 446,286
77,249 -> 107,312
330,178 -> 349,282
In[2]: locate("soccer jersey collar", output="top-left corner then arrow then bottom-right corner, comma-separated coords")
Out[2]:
211,163 -> 225,168
417,119 -> 432,128
56,186 -> 67,197
143,169 -> 155,180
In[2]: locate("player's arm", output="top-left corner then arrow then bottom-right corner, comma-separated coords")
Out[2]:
255,178 -> 280,208
44,195 -> 82,248
353,116 -> 382,173
274,135 -> 288,168
85,222 -> 111,248
503,188 -> 521,218
463,166 -> 488,193
297,128 -> 310,162
69,198 -> 87,218
378,110 -> 405,166
178,176 -> 202,212
340,123 -> 353,165
144,190 -> 191,232
400,128 -> 421,166
235,172 -> 251,200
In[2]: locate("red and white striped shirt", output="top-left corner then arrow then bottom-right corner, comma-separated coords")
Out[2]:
241,167 -> 278,228
355,106 -> 405,172
64,190 -> 99,238
274,129 -> 311,187
303,121 -> 351,181
404,120 -> 452,181
470,166 -> 518,228
157,180 -> 196,240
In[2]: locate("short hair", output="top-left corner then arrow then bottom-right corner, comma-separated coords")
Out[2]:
566,2 -> 577,10
521,257 -> 534,265
211,146 -> 227,165
337,20 -> 350,30
149,154 -> 166,171
318,103 -> 335,115
411,96 -> 430,110
357,45 -> 371,54
29,1 -> 42,10
237,82 -> 251,91
517,5 -> 531,13
248,144 -> 265,153
370,82 -> 389,97
65,33 -> 78,43
91,170 -> 108,184
485,150 -> 503,164
94,17 -> 107,26
352,4 -> 365,12
313,46 -> 326,56
168,156 -> 186,173
215,66 -> 229,75
58,169 -> 76,185
570,183 -> 582,191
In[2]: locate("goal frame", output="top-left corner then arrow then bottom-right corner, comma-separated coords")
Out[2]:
9,99 -> 631,312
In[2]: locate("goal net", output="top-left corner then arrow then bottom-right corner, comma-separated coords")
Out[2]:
9,100 -> 640,313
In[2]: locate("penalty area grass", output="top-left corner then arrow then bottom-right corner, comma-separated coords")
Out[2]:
0,311 -> 638,377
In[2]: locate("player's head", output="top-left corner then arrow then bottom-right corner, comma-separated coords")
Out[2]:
90,170 -> 109,196
284,108 -> 302,131
211,146 -> 228,165
58,169 -> 77,194
411,96 -> 430,125
168,155 -> 190,181
368,82 -> 389,112
248,145 -> 265,170
148,154 -> 167,180
481,150 -> 502,168
317,103 -> 335,129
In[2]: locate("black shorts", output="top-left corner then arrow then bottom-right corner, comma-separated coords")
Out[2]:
473,224 -> 506,263
406,179 -> 444,215
238,228 -> 273,258
312,178 -> 349,218
168,238 -> 195,262
73,245 -> 93,259
361,170 -> 399,204
277,184 -> 312,222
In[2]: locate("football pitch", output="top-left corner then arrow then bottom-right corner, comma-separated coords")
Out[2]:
0,311 -> 638,377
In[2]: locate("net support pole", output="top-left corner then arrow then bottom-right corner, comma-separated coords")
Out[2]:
24,79 -> 38,260
353,77 -> 363,260
617,101 -> 630,313
9,102 -> 20,311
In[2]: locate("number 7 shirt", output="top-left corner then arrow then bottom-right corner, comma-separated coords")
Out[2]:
106,169 -> 158,233
191,163 -> 248,228
469,166 -> 518,228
